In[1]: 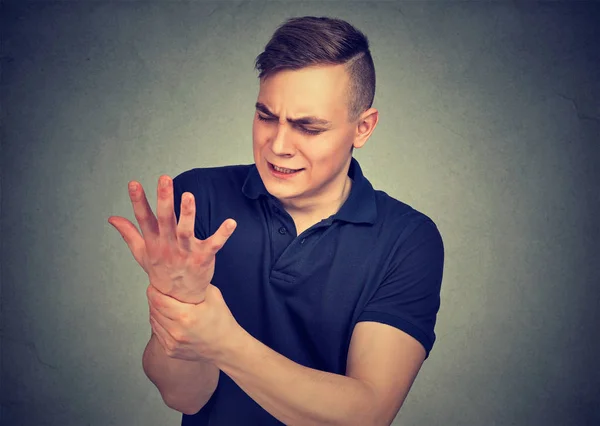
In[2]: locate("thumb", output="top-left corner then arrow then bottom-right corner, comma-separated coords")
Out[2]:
108,217 -> 129,242
108,216 -> 146,267
108,216 -> 137,245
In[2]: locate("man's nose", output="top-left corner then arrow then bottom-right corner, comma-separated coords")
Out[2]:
270,122 -> 295,155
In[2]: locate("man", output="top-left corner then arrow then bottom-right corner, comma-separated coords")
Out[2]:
108,16 -> 444,425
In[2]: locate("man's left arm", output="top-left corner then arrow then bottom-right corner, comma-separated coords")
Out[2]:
213,219 -> 444,425
215,320 -> 425,426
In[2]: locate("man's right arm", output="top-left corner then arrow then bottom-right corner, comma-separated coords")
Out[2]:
142,332 -> 219,415
108,175 -> 235,414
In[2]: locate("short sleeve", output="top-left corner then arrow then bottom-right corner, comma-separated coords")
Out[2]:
357,219 -> 445,358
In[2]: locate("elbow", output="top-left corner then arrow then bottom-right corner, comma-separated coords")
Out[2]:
332,398 -> 385,426
352,384 -> 399,426
347,411 -> 393,426
172,404 -> 203,416
370,404 -> 405,426
162,393 -> 205,415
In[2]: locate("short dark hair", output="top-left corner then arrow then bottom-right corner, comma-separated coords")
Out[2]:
254,16 -> 376,122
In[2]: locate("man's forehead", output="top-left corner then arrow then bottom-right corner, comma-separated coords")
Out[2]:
257,65 -> 350,117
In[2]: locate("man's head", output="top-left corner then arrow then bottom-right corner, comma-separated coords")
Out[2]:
252,16 -> 379,214
255,16 -> 376,123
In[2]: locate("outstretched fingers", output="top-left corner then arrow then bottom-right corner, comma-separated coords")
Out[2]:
108,216 -> 147,268
176,192 -> 197,252
129,181 -> 160,239
204,219 -> 237,256
156,176 -> 178,242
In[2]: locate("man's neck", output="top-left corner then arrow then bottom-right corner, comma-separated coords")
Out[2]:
283,175 -> 353,224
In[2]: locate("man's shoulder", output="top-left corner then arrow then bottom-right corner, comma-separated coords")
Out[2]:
372,189 -> 440,236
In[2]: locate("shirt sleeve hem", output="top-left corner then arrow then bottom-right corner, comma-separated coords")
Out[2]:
356,310 -> 434,359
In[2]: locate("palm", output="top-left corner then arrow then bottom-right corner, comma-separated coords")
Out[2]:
109,175 -> 236,304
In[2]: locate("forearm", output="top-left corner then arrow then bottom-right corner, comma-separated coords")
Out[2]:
215,327 -> 379,426
143,333 -> 219,415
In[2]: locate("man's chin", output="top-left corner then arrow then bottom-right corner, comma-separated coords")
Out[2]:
265,184 -> 296,199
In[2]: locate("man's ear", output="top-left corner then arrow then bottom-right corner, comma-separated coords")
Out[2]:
353,108 -> 379,149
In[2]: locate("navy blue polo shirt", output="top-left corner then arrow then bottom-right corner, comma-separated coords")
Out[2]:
174,157 -> 444,425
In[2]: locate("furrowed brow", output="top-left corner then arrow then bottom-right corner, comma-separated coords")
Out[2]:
255,102 -> 332,128
255,102 -> 277,117
290,116 -> 332,127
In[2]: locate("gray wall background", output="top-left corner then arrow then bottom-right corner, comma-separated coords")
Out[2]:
1,1 -> 599,425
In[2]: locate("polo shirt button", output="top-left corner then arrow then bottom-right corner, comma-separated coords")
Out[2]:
301,238 -> 306,244
278,227 -> 287,235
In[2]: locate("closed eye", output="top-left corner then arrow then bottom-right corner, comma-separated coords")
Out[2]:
257,114 -> 276,122
297,126 -> 323,136
257,114 -> 323,136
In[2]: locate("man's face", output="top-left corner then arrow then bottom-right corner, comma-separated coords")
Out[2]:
252,64 -> 359,212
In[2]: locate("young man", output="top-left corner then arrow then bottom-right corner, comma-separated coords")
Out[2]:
109,16 -> 444,426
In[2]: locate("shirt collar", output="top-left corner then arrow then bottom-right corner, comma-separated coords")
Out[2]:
242,157 -> 377,225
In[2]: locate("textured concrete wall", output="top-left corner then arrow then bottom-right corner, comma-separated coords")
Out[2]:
2,1 -> 599,425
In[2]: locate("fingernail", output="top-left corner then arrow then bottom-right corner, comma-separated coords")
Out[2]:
227,221 -> 236,231
129,182 -> 138,193
160,177 -> 169,188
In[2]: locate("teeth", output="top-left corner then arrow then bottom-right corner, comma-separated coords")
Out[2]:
273,165 -> 299,174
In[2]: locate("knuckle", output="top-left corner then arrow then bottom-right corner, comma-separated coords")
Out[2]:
164,345 -> 176,357
170,331 -> 180,342
146,252 -> 161,267
179,311 -> 191,327
177,228 -> 194,240
164,338 -> 177,352
182,195 -> 195,211
156,214 -> 171,227
171,330 -> 186,344
192,253 -> 210,266
134,211 -> 148,222
206,240 -> 224,254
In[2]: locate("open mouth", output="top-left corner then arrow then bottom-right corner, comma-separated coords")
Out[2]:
268,162 -> 304,175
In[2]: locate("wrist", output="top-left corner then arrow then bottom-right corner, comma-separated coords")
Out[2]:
163,288 -> 207,305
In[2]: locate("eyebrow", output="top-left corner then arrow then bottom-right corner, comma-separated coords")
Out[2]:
255,102 -> 332,127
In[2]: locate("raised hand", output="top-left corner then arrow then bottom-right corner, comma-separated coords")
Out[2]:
108,175 -> 236,304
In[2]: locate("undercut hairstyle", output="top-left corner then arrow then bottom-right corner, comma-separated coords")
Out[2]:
254,16 -> 376,122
